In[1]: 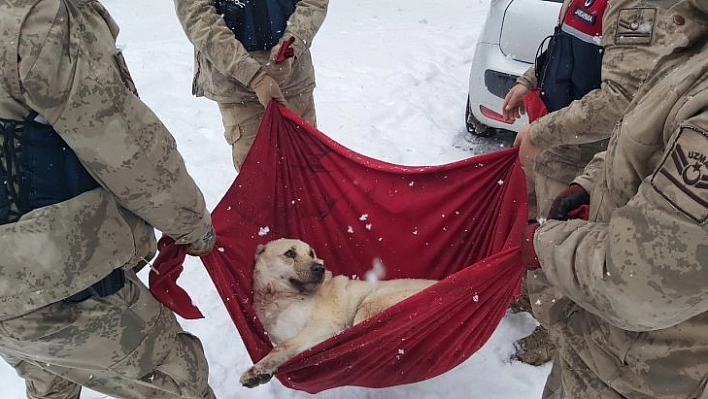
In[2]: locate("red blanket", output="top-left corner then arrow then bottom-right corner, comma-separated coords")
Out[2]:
150,102 -> 528,392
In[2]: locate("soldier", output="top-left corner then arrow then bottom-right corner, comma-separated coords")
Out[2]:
504,0 -> 700,366
173,0 -> 329,172
0,0 -> 217,398
502,0 -> 606,366
521,0 -> 708,397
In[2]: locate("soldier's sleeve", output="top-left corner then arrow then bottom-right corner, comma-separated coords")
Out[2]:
535,115 -> 708,332
172,0 -> 262,87
282,0 -> 329,57
18,0 -> 211,245
515,66 -> 537,90
527,0 -> 647,151
572,150 -> 605,193
527,80 -> 627,149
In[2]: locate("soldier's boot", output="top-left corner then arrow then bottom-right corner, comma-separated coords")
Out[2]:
509,281 -> 532,314
509,295 -> 532,314
512,325 -> 556,366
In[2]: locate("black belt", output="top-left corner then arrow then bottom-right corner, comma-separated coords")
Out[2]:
64,268 -> 126,303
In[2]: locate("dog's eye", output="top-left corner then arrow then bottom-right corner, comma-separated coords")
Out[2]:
284,249 -> 296,259
308,249 -> 315,258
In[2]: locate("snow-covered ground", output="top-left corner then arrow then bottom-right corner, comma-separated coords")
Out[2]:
0,0 -> 551,397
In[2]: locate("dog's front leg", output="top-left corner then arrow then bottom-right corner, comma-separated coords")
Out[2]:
239,344 -> 294,388
239,325 -> 337,387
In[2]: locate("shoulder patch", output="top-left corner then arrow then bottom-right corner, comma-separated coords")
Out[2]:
615,8 -> 656,46
651,125 -> 708,224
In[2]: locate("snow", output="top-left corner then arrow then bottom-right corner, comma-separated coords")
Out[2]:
0,0 -> 552,397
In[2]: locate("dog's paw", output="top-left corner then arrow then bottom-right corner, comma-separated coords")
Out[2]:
240,367 -> 274,388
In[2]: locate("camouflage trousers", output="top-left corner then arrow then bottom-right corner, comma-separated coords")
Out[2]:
218,90 -> 317,172
0,270 -> 216,399
541,310 -> 708,399
521,152 -> 571,328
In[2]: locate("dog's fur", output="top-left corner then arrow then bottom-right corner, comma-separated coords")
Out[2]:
239,238 -> 437,387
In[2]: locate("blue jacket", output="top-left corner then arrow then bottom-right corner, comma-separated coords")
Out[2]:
215,0 -> 299,51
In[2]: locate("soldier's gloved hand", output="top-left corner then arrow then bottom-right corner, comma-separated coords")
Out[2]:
186,226 -> 216,256
249,70 -> 286,108
521,222 -> 541,271
266,57 -> 293,85
547,184 -> 590,221
266,38 -> 295,84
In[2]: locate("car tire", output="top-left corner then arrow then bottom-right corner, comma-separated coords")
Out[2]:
465,97 -> 494,137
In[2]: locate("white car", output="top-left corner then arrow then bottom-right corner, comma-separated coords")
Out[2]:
467,0 -> 562,136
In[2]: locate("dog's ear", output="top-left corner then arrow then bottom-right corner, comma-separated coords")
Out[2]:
255,244 -> 266,261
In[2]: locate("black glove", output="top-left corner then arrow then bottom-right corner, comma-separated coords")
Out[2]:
547,184 -> 589,221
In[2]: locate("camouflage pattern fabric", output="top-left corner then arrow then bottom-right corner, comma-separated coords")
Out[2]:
0,271 -> 216,399
0,0 -> 216,397
534,2 -> 708,395
0,0 -> 211,318
172,0 -> 328,170
529,0 -> 707,191
218,90 -> 316,169
173,0 -> 329,103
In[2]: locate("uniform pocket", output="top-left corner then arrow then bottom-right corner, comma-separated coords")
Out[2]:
0,302 -> 80,342
114,49 -> 139,97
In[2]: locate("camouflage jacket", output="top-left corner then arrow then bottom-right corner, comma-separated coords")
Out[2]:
0,0 -> 211,320
522,0 -> 706,187
173,0 -> 328,103
534,2 -> 708,396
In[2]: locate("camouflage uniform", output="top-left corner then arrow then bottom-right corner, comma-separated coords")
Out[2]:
515,0 -> 707,367
173,0 -> 328,171
534,1 -> 708,396
0,0 -> 216,397
517,0 -> 693,217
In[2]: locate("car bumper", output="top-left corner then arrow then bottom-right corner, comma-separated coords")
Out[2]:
468,42 -> 533,132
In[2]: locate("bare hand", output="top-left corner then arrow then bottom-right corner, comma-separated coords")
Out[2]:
513,124 -> 542,167
502,84 -> 530,122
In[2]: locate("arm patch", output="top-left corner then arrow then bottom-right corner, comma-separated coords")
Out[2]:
651,125 -> 708,225
615,8 -> 656,46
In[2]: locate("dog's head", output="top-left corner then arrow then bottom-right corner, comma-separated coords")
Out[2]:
253,238 -> 328,294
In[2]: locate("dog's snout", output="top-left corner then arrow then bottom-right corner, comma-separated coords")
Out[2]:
310,263 -> 324,275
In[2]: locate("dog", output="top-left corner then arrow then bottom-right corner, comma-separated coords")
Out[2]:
239,238 -> 437,388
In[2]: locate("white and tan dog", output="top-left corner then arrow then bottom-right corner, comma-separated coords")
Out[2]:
239,238 -> 437,387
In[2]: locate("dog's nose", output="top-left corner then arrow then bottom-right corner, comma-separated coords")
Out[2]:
310,263 -> 324,276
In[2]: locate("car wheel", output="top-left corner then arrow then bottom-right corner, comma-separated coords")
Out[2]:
465,97 -> 494,137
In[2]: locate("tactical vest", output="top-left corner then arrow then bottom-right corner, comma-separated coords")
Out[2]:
0,0 -> 96,225
535,0 -> 607,112
0,114 -> 100,225
214,0 -> 300,51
